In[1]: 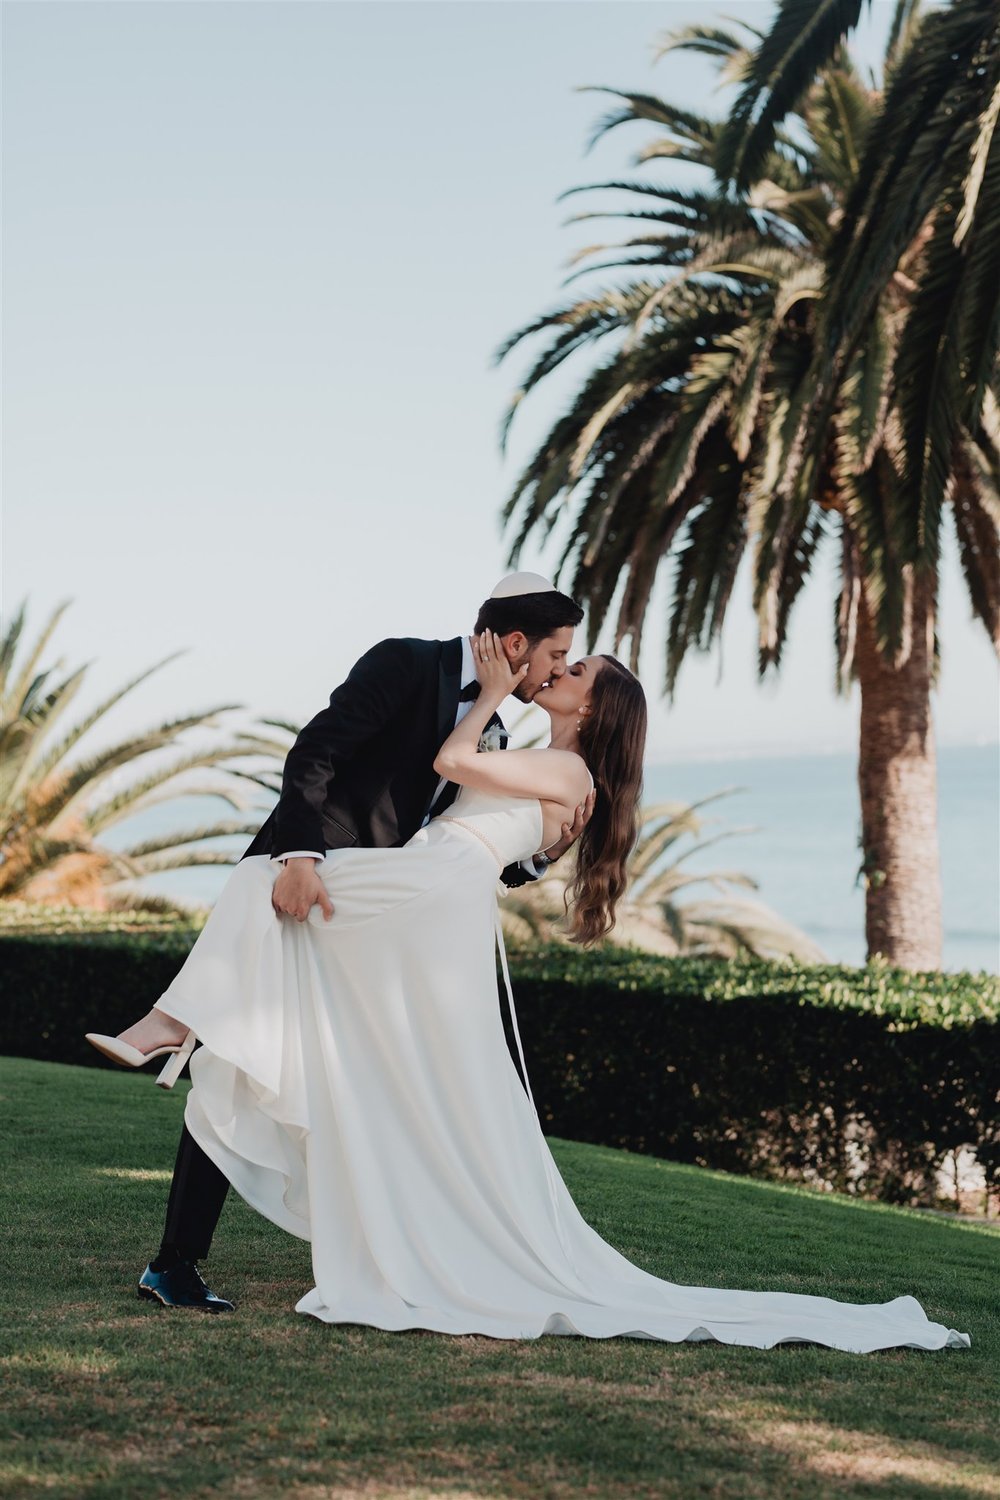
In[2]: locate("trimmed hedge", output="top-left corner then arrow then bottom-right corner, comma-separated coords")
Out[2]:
500,948 -> 998,1213
3,932 -> 997,1211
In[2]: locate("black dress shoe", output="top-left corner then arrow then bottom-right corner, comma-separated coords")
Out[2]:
138,1259 -> 235,1312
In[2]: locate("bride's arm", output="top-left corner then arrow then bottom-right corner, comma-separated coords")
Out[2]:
437,739 -> 590,805
433,632 -> 591,808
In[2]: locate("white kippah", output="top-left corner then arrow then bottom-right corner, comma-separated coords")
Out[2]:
489,570 -> 558,599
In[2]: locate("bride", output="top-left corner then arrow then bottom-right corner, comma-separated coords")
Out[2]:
86,629 -> 970,1353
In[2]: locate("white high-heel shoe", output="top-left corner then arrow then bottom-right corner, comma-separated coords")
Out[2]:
84,1027 -> 198,1089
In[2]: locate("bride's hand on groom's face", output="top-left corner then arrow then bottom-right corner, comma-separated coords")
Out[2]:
471,629 -> 528,702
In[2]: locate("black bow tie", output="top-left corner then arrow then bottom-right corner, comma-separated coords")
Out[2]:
458,680 -> 481,703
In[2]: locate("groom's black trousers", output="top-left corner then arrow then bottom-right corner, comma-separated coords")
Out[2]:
160,1120 -> 230,1261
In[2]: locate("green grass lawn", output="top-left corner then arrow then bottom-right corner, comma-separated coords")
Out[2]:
1,1056 -> 997,1500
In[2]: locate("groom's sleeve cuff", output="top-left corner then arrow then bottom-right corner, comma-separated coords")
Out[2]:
271,850 -> 325,864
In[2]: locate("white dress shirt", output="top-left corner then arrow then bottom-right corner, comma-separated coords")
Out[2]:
423,633 -> 479,821
272,635 -> 548,877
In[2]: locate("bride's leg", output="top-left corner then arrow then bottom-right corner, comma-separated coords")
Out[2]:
115,1005 -> 190,1056
117,857 -> 272,1056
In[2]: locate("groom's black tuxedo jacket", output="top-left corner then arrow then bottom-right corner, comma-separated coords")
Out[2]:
240,635 -> 535,888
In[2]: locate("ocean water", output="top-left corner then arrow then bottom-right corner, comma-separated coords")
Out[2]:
641,744 -> 998,974
104,743 -> 999,974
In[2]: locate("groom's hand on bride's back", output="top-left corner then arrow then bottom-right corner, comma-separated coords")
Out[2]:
272,860 -> 334,922
544,786 -> 597,862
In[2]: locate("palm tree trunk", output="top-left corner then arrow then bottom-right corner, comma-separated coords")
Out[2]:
855,575 -> 942,970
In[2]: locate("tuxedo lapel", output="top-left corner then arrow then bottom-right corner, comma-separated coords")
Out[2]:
436,636 -> 506,745
483,709 -> 509,747
430,778 -> 460,817
437,636 -> 463,748
427,643 -> 508,819
427,637 -> 464,819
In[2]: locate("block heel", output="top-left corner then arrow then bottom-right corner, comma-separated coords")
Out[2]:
156,1028 -> 198,1089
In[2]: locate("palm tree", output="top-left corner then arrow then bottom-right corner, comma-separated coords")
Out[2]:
715,0 -> 1000,537
502,790 -> 825,961
493,5 -> 999,970
0,597 -> 290,909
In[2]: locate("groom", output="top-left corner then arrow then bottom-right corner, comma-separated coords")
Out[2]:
139,572 -> 593,1311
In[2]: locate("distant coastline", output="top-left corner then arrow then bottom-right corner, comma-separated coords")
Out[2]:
644,737 -> 1000,767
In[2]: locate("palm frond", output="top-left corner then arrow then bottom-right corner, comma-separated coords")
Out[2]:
1,597 -> 72,706
834,518 -> 862,692
574,86 -> 720,161
652,19 -> 761,72
894,99 -> 1000,552
951,433 -> 1000,651
491,281 -> 657,457
25,650 -> 192,791
35,707 -> 246,835
805,63 -> 876,192
664,449 -> 746,694
80,741 -> 281,836
884,0 -> 922,77
795,0 -> 1000,514
108,845 -> 264,876
715,0 -> 868,190
116,819 -> 265,860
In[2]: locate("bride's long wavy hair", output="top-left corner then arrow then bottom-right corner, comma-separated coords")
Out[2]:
568,656 -> 647,946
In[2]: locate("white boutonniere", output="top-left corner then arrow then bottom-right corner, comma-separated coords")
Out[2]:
478,724 -> 504,753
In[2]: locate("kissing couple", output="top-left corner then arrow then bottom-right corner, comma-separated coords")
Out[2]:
85,572 -> 970,1353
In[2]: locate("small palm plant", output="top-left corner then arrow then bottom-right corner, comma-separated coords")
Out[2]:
502,786 -> 824,961
0,598 -> 290,910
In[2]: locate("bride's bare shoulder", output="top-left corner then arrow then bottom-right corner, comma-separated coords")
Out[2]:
541,749 -> 593,804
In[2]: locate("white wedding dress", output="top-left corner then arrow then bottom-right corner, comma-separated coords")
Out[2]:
155,784 -> 970,1353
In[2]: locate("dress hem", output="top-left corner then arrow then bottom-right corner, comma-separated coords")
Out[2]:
291,1300 -> 971,1352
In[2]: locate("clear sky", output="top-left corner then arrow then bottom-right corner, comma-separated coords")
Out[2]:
4,0 -> 997,765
